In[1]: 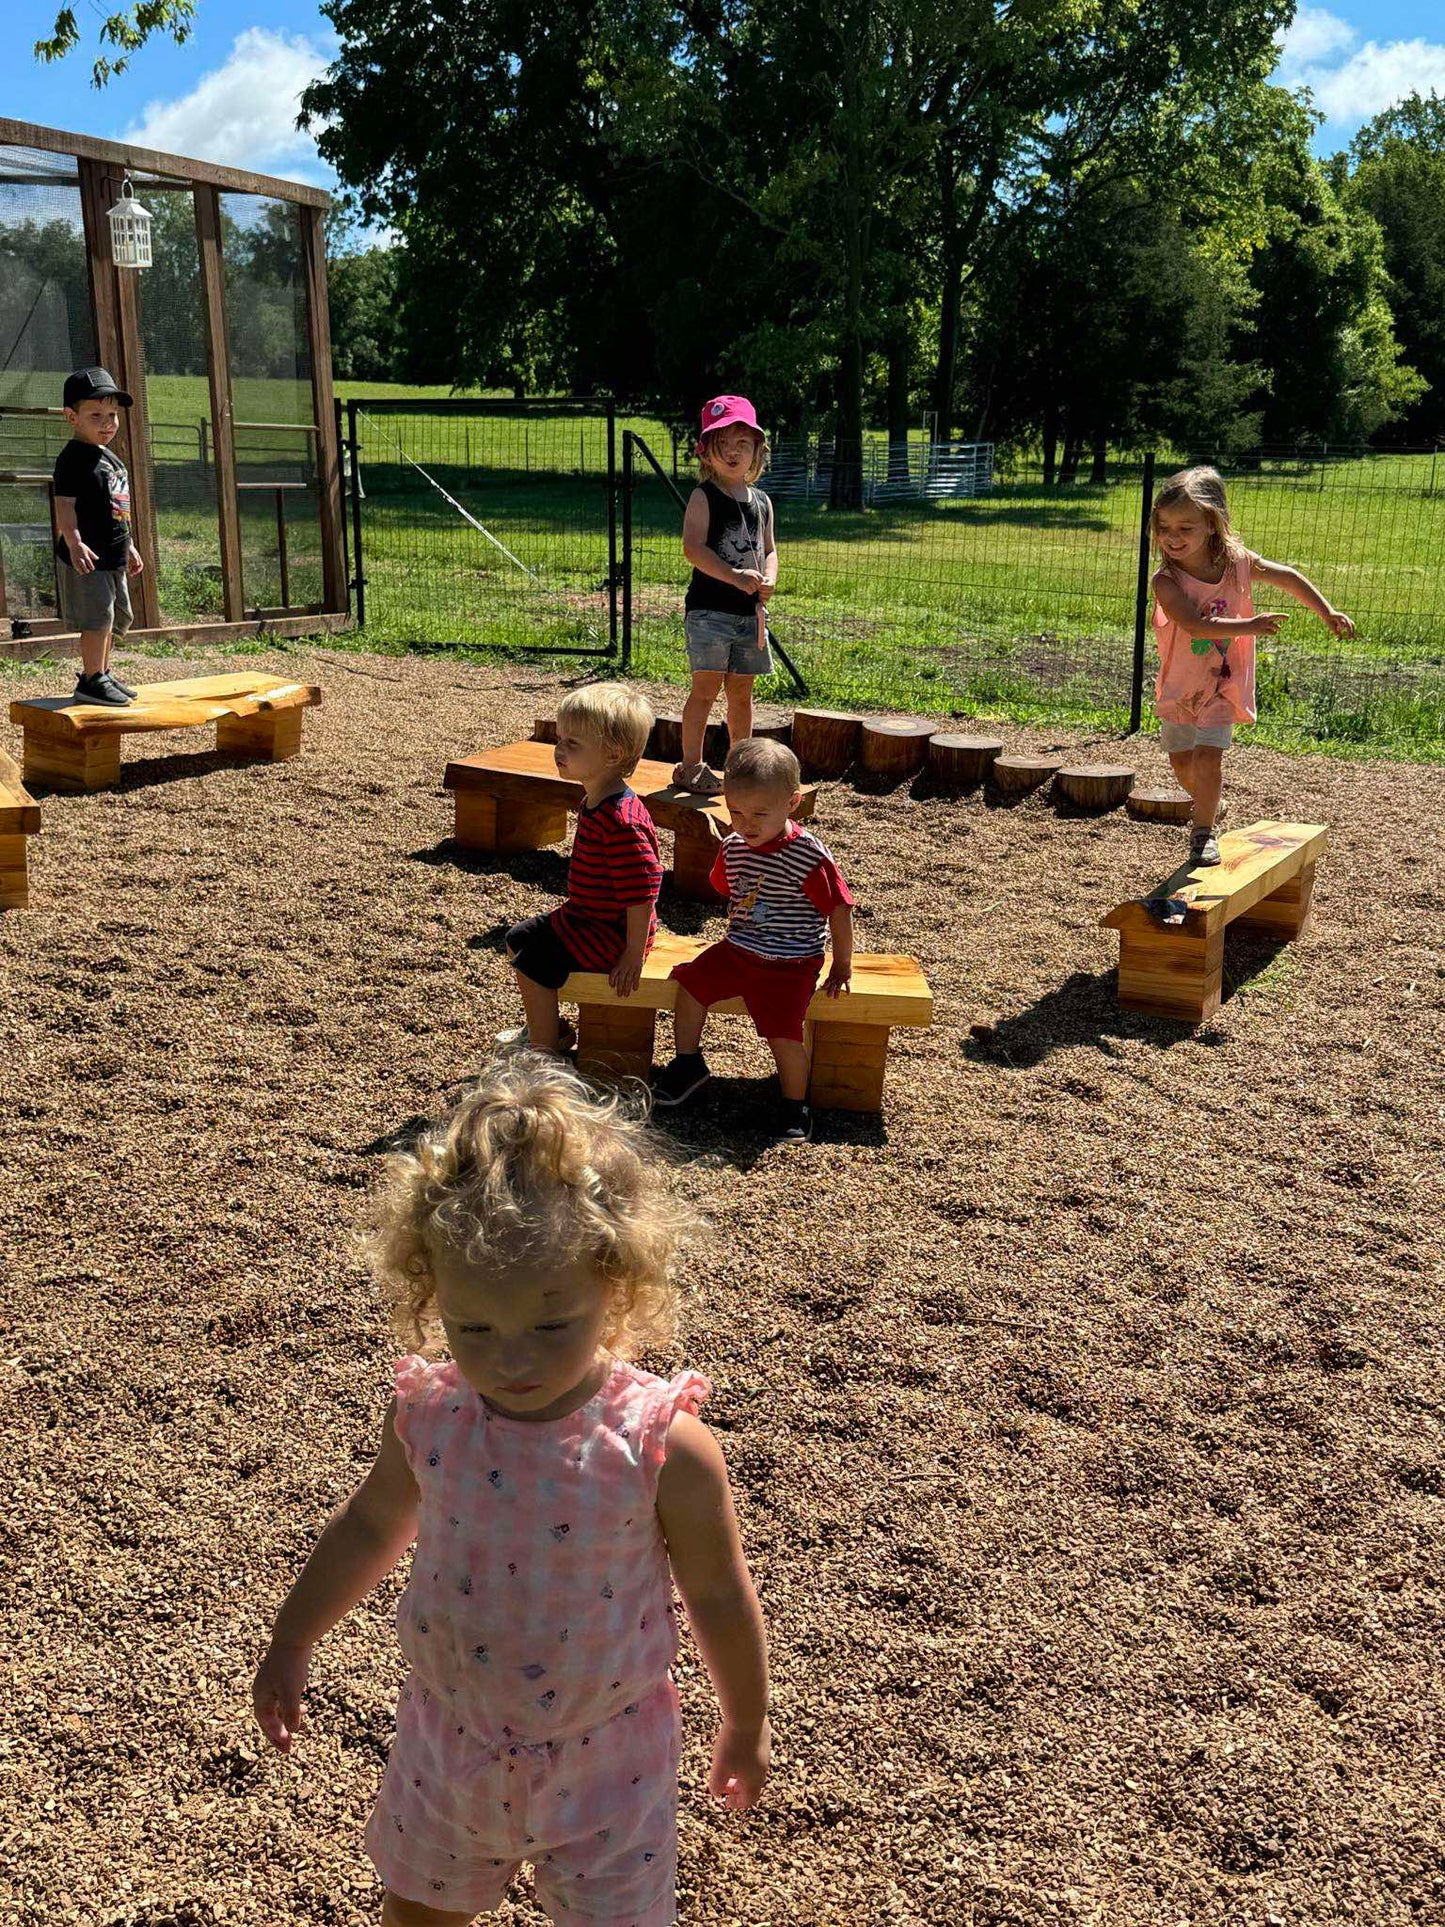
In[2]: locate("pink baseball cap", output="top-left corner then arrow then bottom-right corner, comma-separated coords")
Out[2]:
698,394 -> 762,438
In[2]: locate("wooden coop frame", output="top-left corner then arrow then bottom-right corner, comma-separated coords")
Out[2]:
0,119 -> 348,657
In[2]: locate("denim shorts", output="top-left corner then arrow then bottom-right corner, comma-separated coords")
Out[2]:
684,607 -> 774,678
59,564 -> 133,637
1160,720 -> 1234,752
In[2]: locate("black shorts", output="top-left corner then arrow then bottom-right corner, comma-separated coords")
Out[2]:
505,913 -> 581,991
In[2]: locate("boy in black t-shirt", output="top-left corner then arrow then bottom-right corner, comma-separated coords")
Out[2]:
52,367 -> 144,707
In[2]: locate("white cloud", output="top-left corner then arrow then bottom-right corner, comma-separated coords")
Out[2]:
1274,6 -> 1445,136
120,28 -> 333,181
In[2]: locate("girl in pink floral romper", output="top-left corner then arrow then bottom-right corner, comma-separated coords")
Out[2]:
253,1057 -> 770,1927
1151,465 -> 1354,865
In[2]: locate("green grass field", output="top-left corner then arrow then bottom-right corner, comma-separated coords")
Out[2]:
4,380 -> 1443,755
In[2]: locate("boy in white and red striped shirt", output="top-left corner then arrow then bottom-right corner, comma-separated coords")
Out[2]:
652,737 -> 853,1141
502,684 -> 662,1054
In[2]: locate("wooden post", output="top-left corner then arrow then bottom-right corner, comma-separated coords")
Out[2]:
926,733 -> 1001,793
300,202 -> 346,616
1234,860 -> 1316,940
1111,908 -> 1224,1025
275,487 -> 291,607
195,185 -> 244,621
859,719 -> 933,781
670,811 -> 725,900
990,753 -> 1063,798
22,726 -> 122,793
216,708 -> 304,763
1054,765 -> 1135,811
806,1019 -> 890,1113
0,833 -> 28,910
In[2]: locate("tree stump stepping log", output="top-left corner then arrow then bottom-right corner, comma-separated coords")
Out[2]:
533,717 -> 558,743
1054,765 -> 1135,812
647,713 -> 730,769
792,708 -> 861,778
990,753 -> 1063,798
1126,787 -> 1192,824
859,718 -> 934,781
927,733 -> 1003,794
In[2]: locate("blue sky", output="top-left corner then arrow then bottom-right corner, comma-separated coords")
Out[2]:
3,0 -> 1445,201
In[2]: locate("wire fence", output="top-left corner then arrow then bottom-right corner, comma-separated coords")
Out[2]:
344,400 -> 1445,757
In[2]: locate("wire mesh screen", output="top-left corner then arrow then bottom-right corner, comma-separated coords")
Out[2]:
352,400 -> 619,658
0,145 -> 97,627
626,435 -> 1142,725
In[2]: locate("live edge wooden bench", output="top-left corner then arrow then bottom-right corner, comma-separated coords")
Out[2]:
558,931 -> 933,1113
1102,819 -> 1327,1024
443,740 -> 819,900
0,747 -> 41,909
10,672 -> 321,794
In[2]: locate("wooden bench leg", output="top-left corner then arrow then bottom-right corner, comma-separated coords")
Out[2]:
672,813 -> 724,900
22,728 -> 121,793
453,792 -> 568,853
216,708 -> 305,762
1234,859 -> 1316,940
806,1019 -> 890,1113
573,1001 -> 657,1086
1115,918 -> 1225,1024
0,833 -> 28,910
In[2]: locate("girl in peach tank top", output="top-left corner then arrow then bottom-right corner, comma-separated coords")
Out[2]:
1150,465 -> 1354,866
253,1058 -> 769,1927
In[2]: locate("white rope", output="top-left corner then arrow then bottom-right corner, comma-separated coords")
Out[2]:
358,407 -> 542,581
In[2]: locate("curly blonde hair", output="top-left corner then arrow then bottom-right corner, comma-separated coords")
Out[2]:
1151,465 -> 1248,571
368,1055 -> 692,1357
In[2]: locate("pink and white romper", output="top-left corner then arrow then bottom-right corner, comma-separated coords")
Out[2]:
364,1353 -> 712,1925
1153,550 -> 1259,726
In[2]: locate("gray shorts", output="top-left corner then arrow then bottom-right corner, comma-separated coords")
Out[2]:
59,564 -> 133,637
1160,719 -> 1233,752
684,607 -> 774,678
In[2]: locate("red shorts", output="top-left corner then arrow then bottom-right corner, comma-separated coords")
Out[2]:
671,939 -> 822,1042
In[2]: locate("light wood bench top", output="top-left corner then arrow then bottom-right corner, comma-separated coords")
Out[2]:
561,931 -> 932,1027
0,747 -> 40,834
1102,820 -> 1328,939
444,739 -> 817,830
10,672 -> 321,739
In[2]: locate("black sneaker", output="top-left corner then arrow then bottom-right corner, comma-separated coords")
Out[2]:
775,1099 -> 813,1142
651,1052 -> 711,1108
73,671 -> 133,708
108,671 -> 137,699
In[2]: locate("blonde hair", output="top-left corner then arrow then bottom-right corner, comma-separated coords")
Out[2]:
723,737 -> 800,796
368,1055 -> 691,1357
1151,465 -> 1248,570
697,427 -> 770,487
556,683 -> 653,776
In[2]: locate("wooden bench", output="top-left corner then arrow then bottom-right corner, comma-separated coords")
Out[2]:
0,746 -> 41,910
10,672 -> 321,793
443,740 -> 818,900
556,931 -> 933,1113
1102,820 -> 1327,1024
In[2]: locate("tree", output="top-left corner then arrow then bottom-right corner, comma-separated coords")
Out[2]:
1342,93 -> 1445,440
327,247 -> 405,382
35,1 -> 195,88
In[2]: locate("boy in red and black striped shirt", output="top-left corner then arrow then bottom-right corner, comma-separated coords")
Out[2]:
503,684 -> 662,1053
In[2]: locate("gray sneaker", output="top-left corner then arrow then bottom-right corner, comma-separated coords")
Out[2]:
74,671 -> 132,708
1190,828 -> 1221,867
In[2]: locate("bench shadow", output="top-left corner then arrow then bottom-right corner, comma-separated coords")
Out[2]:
967,935 -> 1292,1066
23,748 -> 266,799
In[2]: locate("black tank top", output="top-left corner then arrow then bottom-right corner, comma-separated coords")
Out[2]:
684,481 -> 773,616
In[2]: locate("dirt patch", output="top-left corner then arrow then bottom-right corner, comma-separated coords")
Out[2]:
1,644 -> 1442,1926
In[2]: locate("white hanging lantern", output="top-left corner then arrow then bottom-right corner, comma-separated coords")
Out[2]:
107,178 -> 153,269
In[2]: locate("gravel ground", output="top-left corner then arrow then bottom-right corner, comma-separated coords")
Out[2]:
1,644 -> 1442,1927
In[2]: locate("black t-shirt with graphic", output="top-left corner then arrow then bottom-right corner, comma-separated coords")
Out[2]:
52,440 -> 132,572
684,481 -> 772,617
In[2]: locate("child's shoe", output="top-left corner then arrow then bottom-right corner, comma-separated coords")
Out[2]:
775,1098 -> 813,1142
496,1019 -> 577,1055
108,670 -> 137,699
73,670 -> 132,708
651,1051 -> 711,1107
671,761 -> 724,797
1189,826 -> 1221,867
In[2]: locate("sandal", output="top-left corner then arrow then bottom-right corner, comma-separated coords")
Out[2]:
671,761 -> 724,796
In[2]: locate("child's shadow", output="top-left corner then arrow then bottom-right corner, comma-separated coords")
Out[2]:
967,935 -> 1290,1067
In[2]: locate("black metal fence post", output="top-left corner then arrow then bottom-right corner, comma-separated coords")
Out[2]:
1129,450 -> 1155,732
606,400 -> 618,655
347,399 -> 366,628
335,397 -> 349,599
621,430 -> 634,672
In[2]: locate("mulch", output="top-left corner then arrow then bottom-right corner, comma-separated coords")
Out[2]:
1,644 -> 1441,1927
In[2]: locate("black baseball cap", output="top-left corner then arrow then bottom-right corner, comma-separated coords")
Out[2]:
63,367 -> 132,409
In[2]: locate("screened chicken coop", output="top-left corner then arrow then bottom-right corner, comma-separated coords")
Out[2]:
0,118 -> 346,650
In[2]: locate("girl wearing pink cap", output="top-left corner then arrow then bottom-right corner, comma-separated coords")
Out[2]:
675,395 -> 777,794
252,1056 -> 770,1927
